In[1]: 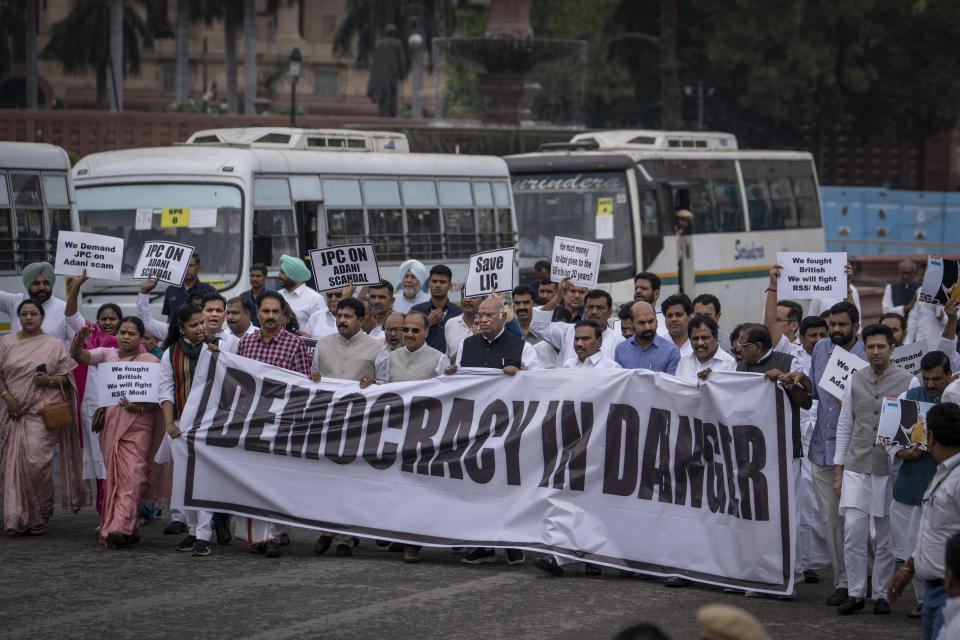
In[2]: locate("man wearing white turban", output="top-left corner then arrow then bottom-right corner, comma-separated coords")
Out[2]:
0,261 -> 75,343
393,259 -> 431,313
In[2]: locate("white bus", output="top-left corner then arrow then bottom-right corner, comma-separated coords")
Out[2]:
72,127 -> 516,319
506,129 -> 825,324
0,142 -> 77,331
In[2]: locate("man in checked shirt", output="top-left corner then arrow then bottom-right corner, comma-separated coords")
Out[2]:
234,291 -> 311,557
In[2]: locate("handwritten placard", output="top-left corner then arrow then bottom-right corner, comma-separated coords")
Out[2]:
551,236 -> 602,289
97,361 -> 160,407
818,346 -> 869,401
308,243 -> 381,293
891,339 -> 927,376
464,248 -> 515,297
54,231 -> 124,280
132,241 -> 195,287
777,251 -> 847,299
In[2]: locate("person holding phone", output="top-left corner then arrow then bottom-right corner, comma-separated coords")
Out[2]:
0,298 -> 90,536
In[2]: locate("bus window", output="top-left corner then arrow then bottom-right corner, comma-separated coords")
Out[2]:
653,160 -> 744,233
401,180 -> 441,260
493,181 -> 514,246
473,182 -> 498,251
439,181 -> 476,257
744,179 -> 773,230
740,160 -> 820,230
326,210 -> 365,246
769,178 -> 796,228
363,179 -> 404,259
0,176 -> 11,270
793,174 -> 820,228
253,209 -> 298,267
11,174 -> 41,206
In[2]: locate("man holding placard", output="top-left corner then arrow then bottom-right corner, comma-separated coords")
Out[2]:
0,261 -> 75,343
833,324 -> 913,615
530,278 -> 622,365
807,300 -> 867,606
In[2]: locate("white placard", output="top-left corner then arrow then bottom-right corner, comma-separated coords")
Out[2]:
817,347 -> 869,400
891,339 -> 927,376
188,207 -> 217,228
54,231 -> 124,280
776,252 -> 847,299
132,241 -> 195,287
464,248 -> 515,297
550,236 -> 603,289
135,208 -> 156,230
877,397 -> 934,450
97,361 -> 160,407
308,243 -> 381,292
920,256 -> 960,306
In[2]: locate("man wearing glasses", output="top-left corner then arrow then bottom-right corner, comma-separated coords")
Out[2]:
364,311 -> 449,386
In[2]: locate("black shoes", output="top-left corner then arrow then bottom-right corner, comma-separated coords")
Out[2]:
534,556 -> 564,577
584,564 -> 602,576
106,531 -> 127,548
665,577 -> 690,588
505,549 -> 525,565
335,544 -> 352,557
826,587 -> 850,606
214,520 -> 232,545
838,597 -> 865,615
163,520 -> 187,535
461,548 -> 497,564
313,535 -> 333,555
175,534 -> 196,552
192,539 -> 212,556
264,541 -> 281,558
803,569 -> 820,584
873,598 -> 891,615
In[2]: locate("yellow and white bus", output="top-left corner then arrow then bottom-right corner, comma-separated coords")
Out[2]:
506,129 -> 825,324
72,127 -> 516,319
0,141 -> 77,330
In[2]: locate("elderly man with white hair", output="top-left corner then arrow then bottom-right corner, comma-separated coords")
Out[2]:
393,259 -> 431,313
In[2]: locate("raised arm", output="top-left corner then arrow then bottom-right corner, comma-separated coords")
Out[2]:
138,277 -> 171,341
764,265 -> 784,346
69,325 -> 94,366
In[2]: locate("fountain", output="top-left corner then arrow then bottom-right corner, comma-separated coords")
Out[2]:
433,0 -> 587,125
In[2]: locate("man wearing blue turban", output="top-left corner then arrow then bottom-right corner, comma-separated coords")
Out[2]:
0,262 -> 76,343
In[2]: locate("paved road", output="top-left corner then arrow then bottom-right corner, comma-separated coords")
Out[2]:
0,506 -> 923,640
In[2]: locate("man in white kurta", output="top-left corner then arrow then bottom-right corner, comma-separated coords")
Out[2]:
673,315 -> 736,383
531,287 -> 622,365
833,324 -> 913,614
0,262 -> 75,343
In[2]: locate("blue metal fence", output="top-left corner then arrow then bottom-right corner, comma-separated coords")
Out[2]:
821,186 -> 960,255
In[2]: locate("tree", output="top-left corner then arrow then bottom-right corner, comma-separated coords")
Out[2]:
110,0 -> 123,111
174,0 -> 188,104
25,0 -> 36,108
43,0 -> 153,111
243,0 -> 255,115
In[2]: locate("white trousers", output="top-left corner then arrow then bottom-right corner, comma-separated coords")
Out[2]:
890,500 -> 925,602
811,463 -> 847,588
234,516 -> 281,544
797,457 -> 832,570
170,507 -> 186,523
186,509 -> 213,541
843,506 -> 895,600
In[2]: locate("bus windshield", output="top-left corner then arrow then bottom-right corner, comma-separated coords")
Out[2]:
76,183 -> 243,289
511,170 -> 633,277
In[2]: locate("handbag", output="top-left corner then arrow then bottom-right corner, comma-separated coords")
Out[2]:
40,379 -> 73,430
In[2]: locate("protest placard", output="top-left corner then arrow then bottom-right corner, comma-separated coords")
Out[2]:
776,251 -> 847,299
308,244 -> 381,292
464,248 -> 515,297
877,397 -> 934,450
54,231 -> 124,280
97,361 -> 160,407
551,236 -> 603,289
891,339 -> 927,376
919,256 -> 960,305
817,347 -> 869,401
132,241 -> 195,287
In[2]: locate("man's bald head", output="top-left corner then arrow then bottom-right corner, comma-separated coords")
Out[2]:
898,260 -> 917,284
631,301 -> 658,345
477,297 -> 506,340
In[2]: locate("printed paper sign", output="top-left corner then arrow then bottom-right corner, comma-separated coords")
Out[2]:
308,243 -> 380,292
595,197 -> 614,240
920,256 -> 960,306
188,207 -> 217,228
464,248 -> 515,297
777,252 -> 847,299
891,339 -> 927,376
551,236 -> 603,289
818,347 -> 869,401
97,361 -> 160,407
132,241 -> 195,287
877,397 -> 934,450
135,208 -> 156,230
54,231 -> 124,280
161,208 -> 190,228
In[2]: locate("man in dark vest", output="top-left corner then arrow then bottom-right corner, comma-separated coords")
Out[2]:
833,324 -> 913,615
882,260 -> 921,322
890,350 -> 953,618
443,296 -> 540,566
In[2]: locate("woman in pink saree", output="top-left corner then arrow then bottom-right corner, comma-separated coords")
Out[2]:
71,317 -> 169,548
0,298 -> 90,536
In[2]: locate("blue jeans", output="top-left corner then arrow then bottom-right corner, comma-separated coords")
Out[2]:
924,583 -> 947,640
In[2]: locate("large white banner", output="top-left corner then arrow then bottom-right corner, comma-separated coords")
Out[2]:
171,351 -> 796,594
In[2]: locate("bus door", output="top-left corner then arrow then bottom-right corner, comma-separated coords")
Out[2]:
289,176 -> 324,287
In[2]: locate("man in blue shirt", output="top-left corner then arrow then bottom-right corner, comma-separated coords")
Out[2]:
161,253 -> 217,321
807,300 -> 866,607
614,301 -> 680,375
412,264 -> 462,354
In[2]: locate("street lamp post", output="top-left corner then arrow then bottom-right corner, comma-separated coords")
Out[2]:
288,47 -> 302,127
